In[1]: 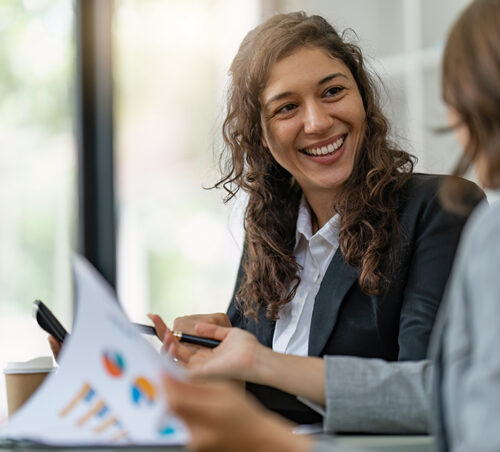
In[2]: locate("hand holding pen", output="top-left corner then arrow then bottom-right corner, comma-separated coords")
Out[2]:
134,321 -> 220,348
133,312 -> 264,385
145,313 -> 261,381
170,322 -> 263,382
147,312 -> 230,353
145,314 -> 217,365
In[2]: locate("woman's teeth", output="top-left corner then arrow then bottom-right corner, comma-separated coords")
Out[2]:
303,135 -> 345,156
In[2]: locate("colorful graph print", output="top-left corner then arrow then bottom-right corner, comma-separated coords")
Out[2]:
131,376 -> 156,406
157,417 -> 185,438
59,382 -> 95,418
59,382 -> 130,444
102,351 -> 126,378
158,425 -> 177,436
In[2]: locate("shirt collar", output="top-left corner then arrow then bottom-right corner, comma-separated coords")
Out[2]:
295,196 -> 341,248
296,196 -> 313,243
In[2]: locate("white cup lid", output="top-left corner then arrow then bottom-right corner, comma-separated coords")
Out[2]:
3,356 -> 55,374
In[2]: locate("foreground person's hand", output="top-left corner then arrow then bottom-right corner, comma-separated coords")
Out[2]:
185,324 -> 264,382
185,323 -> 327,406
164,376 -> 313,452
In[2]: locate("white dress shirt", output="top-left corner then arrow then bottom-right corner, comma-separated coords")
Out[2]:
272,197 -> 340,356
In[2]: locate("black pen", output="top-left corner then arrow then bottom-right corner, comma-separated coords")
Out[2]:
133,323 -> 160,338
133,323 -> 221,348
172,331 -> 221,349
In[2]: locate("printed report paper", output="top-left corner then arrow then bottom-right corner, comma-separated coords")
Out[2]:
0,256 -> 189,446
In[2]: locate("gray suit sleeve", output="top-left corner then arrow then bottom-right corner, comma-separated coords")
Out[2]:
443,202 -> 500,452
323,356 -> 433,433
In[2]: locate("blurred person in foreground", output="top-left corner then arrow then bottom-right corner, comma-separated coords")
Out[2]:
163,1 -> 500,451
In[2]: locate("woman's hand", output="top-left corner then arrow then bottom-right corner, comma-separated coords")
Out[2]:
148,314 -> 196,363
163,376 -> 313,452
190,323 -> 326,405
172,313 -> 231,335
150,316 -> 264,383
148,312 -> 232,363
157,319 -> 326,405
185,324 -> 264,383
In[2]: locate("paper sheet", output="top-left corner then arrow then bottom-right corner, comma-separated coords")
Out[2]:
0,256 -> 189,446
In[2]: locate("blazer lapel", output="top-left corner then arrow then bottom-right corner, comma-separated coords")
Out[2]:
255,308 -> 276,348
308,249 -> 358,356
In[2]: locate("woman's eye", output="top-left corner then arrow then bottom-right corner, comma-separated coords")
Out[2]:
275,103 -> 297,115
324,86 -> 344,97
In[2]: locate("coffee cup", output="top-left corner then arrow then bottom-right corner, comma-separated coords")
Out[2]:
3,356 -> 55,416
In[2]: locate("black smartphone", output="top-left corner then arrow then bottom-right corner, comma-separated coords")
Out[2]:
32,299 -> 69,344
32,299 -> 159,343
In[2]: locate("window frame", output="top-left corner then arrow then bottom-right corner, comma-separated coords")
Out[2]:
75,0 -> 116,289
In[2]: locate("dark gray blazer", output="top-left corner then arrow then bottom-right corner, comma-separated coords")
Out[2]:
227,174 -> 483,424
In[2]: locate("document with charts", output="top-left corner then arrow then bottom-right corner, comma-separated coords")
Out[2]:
0,256 -> 189,446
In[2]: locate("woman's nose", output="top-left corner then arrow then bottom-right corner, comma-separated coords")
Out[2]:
303,102 -> 333,135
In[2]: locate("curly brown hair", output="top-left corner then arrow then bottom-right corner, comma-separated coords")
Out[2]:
216,12 -> 415,320
440,0 -> 500,212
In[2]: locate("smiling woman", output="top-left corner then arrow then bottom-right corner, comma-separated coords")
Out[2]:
219,12 -> 417,321
153,11 -> 483,427
260,47 -> 366,225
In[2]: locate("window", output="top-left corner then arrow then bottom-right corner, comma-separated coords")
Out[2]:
114,0 -> 261,323
0,0 -> 75,421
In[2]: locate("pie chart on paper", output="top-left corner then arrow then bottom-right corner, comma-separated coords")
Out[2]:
131,376 -> 156,406
102,351 -> 126,377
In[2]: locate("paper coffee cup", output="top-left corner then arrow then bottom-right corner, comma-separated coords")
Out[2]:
3,356 -> 55,416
